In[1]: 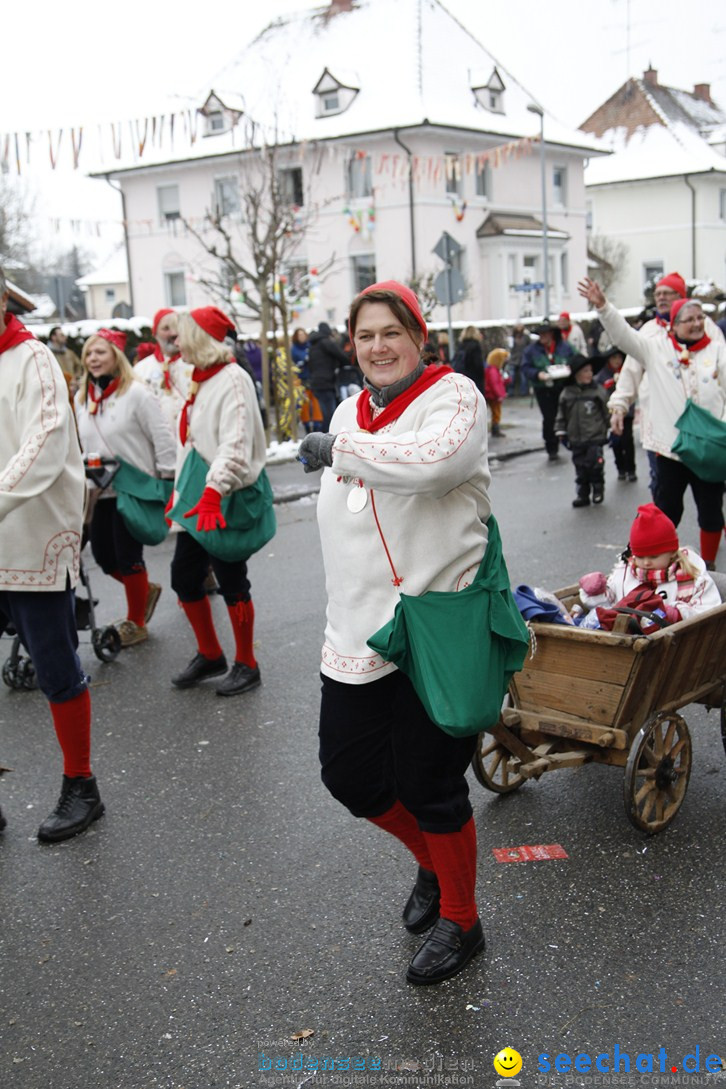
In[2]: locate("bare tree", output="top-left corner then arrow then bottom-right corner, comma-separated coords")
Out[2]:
588,234 -> 629,294
183,122 -> 335,439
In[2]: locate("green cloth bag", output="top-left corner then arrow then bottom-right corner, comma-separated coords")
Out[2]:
367,516 -> 530,738
113,458 -> 174,546
671,399 -> 726,483
169,447 -> 276,563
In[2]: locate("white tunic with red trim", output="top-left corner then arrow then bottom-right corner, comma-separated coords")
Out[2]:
317,372 -> 491,685
134,355 -> 193,431
0,339 -> 85,591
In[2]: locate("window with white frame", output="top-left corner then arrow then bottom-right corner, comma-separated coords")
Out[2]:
277,167 -> 304,207
284,260 -> 309,305
552,166 -> 567,207
445,153 -> 462,196
213,175 -> 240,218
720,188 -> 726,220
347,154 -> 372,199
475,160 -> 492,199
586,200 -> 594,231
643,260 -> 664,286
352,254 -> 377,294
158,184 -> 181,225
523,254 -> 540,285
560,252 -> 569,293
164,270 -> 186,307
105,288 -> 116,302
507,254 -> 518,291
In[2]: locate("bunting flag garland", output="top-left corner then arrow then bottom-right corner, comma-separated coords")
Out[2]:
71,127 -> 83,169
450,196 -> 467,222
48,129 -> 63,169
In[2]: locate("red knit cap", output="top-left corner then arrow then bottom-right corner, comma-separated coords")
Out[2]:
670,298 -> 700,325
656,272 -> 686,298
559,311 -> 570,321
190,306 -> 236,342
96,328 -> 127,351
152,308 -> 175,336
629,503 -> 679,557
357,280 -> 427,340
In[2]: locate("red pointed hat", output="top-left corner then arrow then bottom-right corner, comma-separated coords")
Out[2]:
358,280 -> 427,340
190,306 -> 236,342
152,308 -> 175,335
96,328 -> 127,351
629,503 -> 678,557
656,272 -> 686,298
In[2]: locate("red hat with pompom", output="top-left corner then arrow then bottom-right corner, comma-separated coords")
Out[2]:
629,503 -> 679,557
190,306 -> 236,342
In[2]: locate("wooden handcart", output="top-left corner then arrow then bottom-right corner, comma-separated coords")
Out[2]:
472,586 -> 726,833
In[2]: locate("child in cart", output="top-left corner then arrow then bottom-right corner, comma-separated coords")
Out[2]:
576,504 -> 721,631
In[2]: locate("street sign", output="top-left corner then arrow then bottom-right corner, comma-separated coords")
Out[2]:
434,268 -> 466,306
511,282 -> 544,292
433,231 -> 463,264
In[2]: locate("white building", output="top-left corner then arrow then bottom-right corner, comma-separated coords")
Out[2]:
76,246 -> 131,320
582,67 -> 726,305
98,0 -> 602,329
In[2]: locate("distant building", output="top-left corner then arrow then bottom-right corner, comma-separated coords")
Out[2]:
582,66 -> 726,304
76,247 -> 131,320
96,0 -> 601,326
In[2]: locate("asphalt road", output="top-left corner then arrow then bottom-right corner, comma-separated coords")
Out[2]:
1,418 -> 724,1089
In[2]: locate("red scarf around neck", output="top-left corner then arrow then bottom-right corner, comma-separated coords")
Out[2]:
356,365 -> 452,433
179,362 -> 230,444
88,377 -> 121,414
153,343 -> 182,389
0,313 -> 36,353
668,332 -> 711,363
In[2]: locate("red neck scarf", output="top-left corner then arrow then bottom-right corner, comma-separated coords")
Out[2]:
356,365 -> 452,433
668,332 -> 711,363
153,344 -> 182,389
88,377 -> 121,414
0,314 -> 36,353
179,362 -> 230,444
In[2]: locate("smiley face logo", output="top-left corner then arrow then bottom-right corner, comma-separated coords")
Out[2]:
493,1048 -> 523,1078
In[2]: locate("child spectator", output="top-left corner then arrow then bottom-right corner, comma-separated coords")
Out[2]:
594,346 -> 637,482
579,504 -> 721,629
485,348 -> 510,437
554,354 -> 610,508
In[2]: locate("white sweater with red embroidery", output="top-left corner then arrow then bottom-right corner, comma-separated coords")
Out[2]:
317,372 -> 491,684
0,339 -> 85,591
134,355 -> 193,431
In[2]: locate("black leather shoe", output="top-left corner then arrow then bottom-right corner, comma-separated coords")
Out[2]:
216,662 -> 261,697
172,652 -> 228,689
406,917 -> 486,985
402,867 -> 440,934
37,775 -> 104,844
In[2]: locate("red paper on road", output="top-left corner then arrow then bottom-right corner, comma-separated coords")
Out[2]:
492,844 -> 569,863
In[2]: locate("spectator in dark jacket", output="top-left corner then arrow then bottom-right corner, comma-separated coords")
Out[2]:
555,355 -> 610,507
306,322 -> 348,430
522,319 -> 574,460
453,326 -> 485,395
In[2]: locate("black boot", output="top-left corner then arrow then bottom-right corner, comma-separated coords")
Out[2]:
592,483 -> 604,504
0,804 -> 6,833
37,775 -> 104,843
402,867 -> 440,934
572,485 -> 590,508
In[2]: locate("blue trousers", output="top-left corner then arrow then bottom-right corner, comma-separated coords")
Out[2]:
0,586 -> 86,702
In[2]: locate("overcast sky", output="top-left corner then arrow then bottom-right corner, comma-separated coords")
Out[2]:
3,0 -> 725,264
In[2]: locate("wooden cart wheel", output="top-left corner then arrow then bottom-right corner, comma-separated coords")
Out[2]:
624,712 -> 691,834
471,700 -> 526,794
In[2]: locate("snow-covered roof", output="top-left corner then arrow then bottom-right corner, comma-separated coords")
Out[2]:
76,247 -> 129,288
100,0 -> 602,176
582,73 -> 726,186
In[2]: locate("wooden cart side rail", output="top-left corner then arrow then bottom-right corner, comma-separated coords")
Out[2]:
503,706 -> 629,749
613,603 -> 726,728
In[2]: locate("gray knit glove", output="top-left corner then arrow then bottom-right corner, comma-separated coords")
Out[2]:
298,432 -> 336,473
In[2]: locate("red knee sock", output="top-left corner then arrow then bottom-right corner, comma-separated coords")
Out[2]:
227,599 -> 257,667
50,688 -> 92,779
699,529 -> 721,565
367,800 -> 433,871
180,598 -> 223,659
121,569 -> 148,626
109,570 -> 124,583
422,817 -> 479,930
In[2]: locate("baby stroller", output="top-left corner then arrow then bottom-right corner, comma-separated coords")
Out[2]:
1,458 -> 122,691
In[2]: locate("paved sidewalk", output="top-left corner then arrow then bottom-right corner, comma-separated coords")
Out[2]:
266,394 -> 546,503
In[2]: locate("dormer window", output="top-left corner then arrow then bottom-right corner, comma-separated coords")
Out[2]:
313,67 -> 359,118
472,67 -> 506,114
199,91 -> 243,137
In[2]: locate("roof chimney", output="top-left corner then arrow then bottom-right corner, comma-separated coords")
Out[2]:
325,0 -> 354,14
693,83 -> 712,104
643,66 -> 658,87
